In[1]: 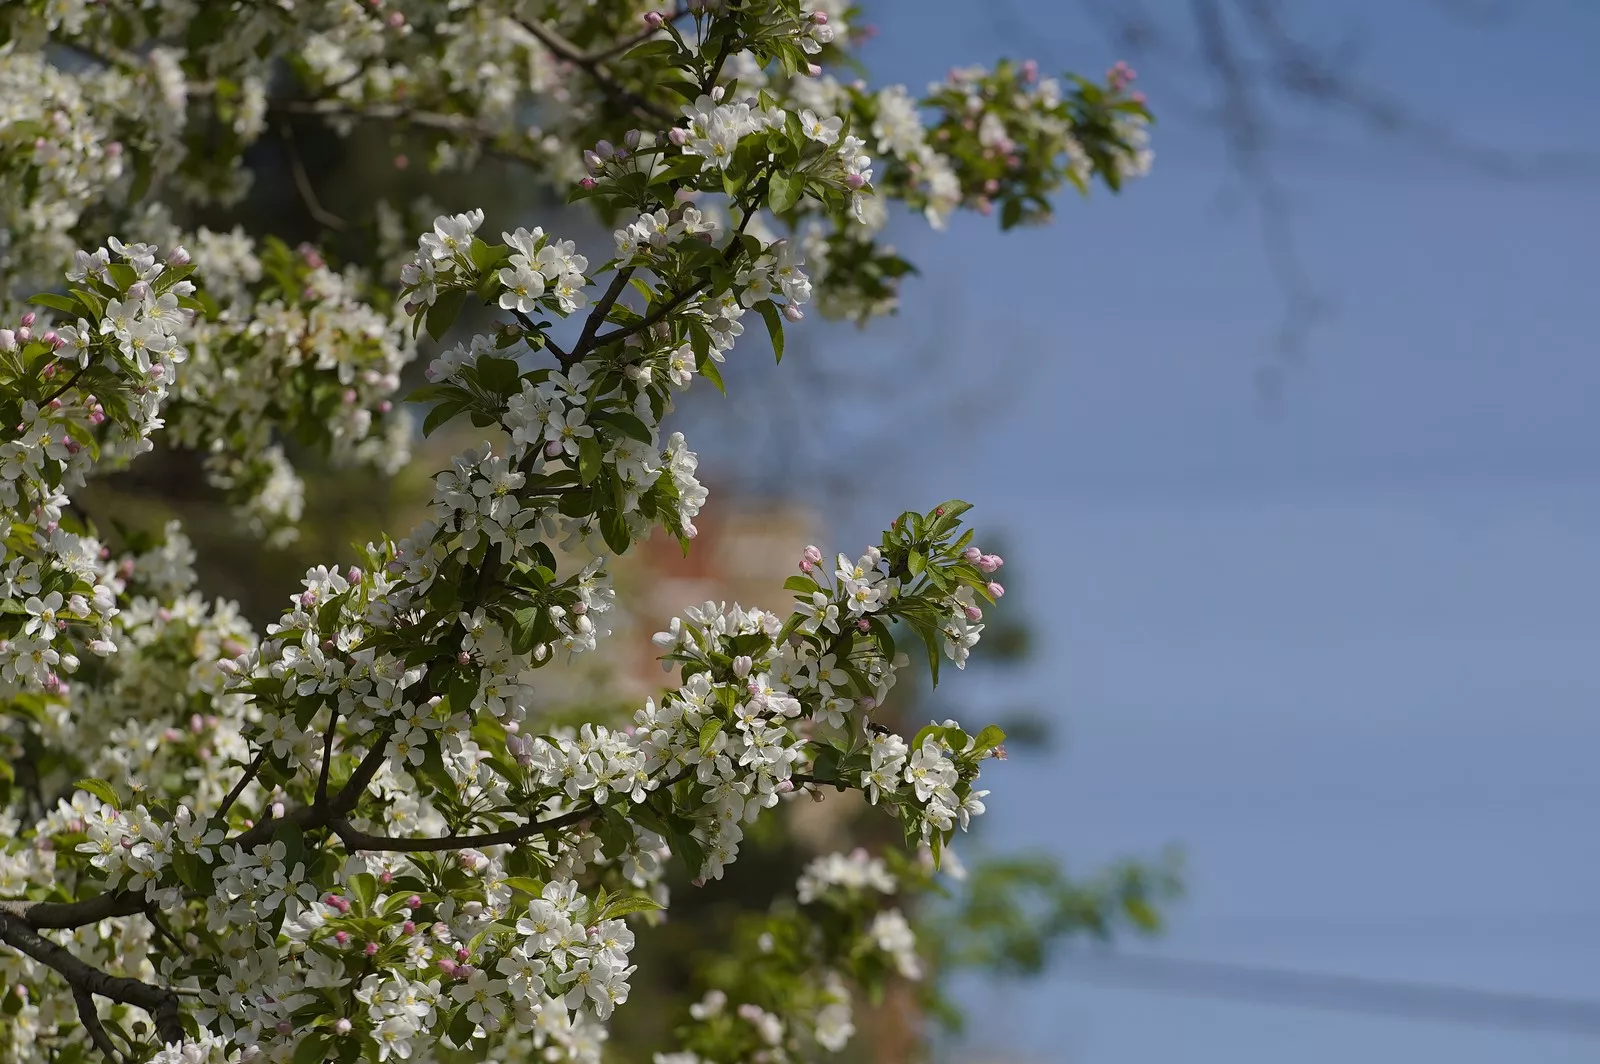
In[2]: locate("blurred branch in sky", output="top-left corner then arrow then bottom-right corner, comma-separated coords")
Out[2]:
983,0 -> 1600,394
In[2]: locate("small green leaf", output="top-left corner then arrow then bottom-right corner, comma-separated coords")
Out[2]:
768,171 -> 806,214
590,410 -> 653,444
421,400 -> 468,438
602,894 -> 665,919
755,299 -> 785,362
425,288 -> 468,341
973,724 -> 1007,753
447,1003 -> 476,1046
697,716 -> 723,757
599,507 -> 632,555
27,293 -> 79,315
578,436 -> 604,485
293,1033 -> 328,1064
72,778 -> 119,809
783,575 -> 819,595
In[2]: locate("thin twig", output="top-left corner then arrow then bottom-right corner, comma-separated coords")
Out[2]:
72,988 -> 122,1064
315,707 -> 340,809
515,17 -> 674,123
329,801 -> 597,853
571,266 -> 635,360
278,121 -> 348,231
216,747 -> 267,819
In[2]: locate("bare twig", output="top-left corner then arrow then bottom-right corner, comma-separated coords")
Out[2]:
515,17 -> 675,123
278,120 -> 348,231
571,266 -> 635,360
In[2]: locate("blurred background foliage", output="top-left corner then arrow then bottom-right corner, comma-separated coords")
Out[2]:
75,72 -> 1182,1063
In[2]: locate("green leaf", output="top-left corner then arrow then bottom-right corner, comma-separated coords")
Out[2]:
783,575 -> 819,595
447,1003 -> 476,1046
27,293 -> 79,315
768,171 -> 806,214
501,876 -> 545,897
421,400 -> 468,438
72,778 -> 119,809
475,355 -> 521,396
425,288 -> 468,341
70,288 -> 105,319
273,820 -> 306,869
907,549 -> 926,577
577,436 -> 604,485
599,507 -> 632,555
602,894 -> 666,919
697,716 -> 723,757
590,410 -> 653,444
293,1033 -> 328,1064
755,299 -> 785,362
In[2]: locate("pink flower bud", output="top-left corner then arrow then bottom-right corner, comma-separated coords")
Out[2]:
668,127 -> 689,147
812,10 -> 828,23
776,779 -> 794,793
1021,59 -> 1039,83
342,388 -> 358,405
0,330 -> 14,351
964,604 -> 983,621
20,313 -> 35,328
105,141 -> 122,158
380,870 -> 394,884
44,331 -> 61,348
168,246 -> 191,266
978,553 -> 1003,572
963,546 -> 982,562
806,63 -> 822,77
845,173 -> 865,189
271,802 -> 285,819
783,302 -> 803,322
799,559 -> 813,573
545,440 -> 564,458
62,436 -> 80,455
711,86 -> 725,102
457,650 -> 471,665
456,947 -> 470,962
692,877 -> 707,888
386,10 -> 405,27
364,941 -> 379,955
644,10 -> 664,29
276,1021 -> 292,1035
334,1018 -> 352,1036
347,566 -> 362,583
857,618 -> 870,632
402,920 -> 416,935
393,154 -> 409,170
406,894 -> 421,909
436,958 -> 457,976
578,176 -> 597,190
15,326 -> 31,344
976,197 -> 994,216
986,581 -> 1004,598
379,399 -> 393,413
335,931 -> 350,946
732,655 -> 752,679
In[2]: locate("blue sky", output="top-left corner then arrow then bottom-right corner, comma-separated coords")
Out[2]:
802,2 -> 1600,1060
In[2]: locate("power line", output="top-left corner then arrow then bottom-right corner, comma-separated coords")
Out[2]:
1057,952 -> 1600,1037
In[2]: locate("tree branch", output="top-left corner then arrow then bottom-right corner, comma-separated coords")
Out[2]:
329,800 -> 598,853
0,892 -> 148,930
571,266 -> 635,360
217,747 -> 267,819
0,910 -> 184,1051
515,18 -> 674,123
278,120 -> 348,231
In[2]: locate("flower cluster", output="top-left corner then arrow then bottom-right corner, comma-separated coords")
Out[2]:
0,0 -> 1159,1056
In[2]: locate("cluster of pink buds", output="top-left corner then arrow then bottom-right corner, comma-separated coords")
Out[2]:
962,545 -> 1005,599
798,544 -> 822,573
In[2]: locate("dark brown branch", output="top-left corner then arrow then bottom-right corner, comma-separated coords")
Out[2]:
571,266 -> 635,360
231,737 -> 389,851
217,747 -> 267,819
329,800 -> 598,853
315,707 -> 341,808
0,910 -> 184,1049
1,891 -> 147,930
73,987 -> 123,1063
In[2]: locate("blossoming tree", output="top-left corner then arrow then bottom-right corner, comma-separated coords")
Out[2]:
0,1 -> 1153,1061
